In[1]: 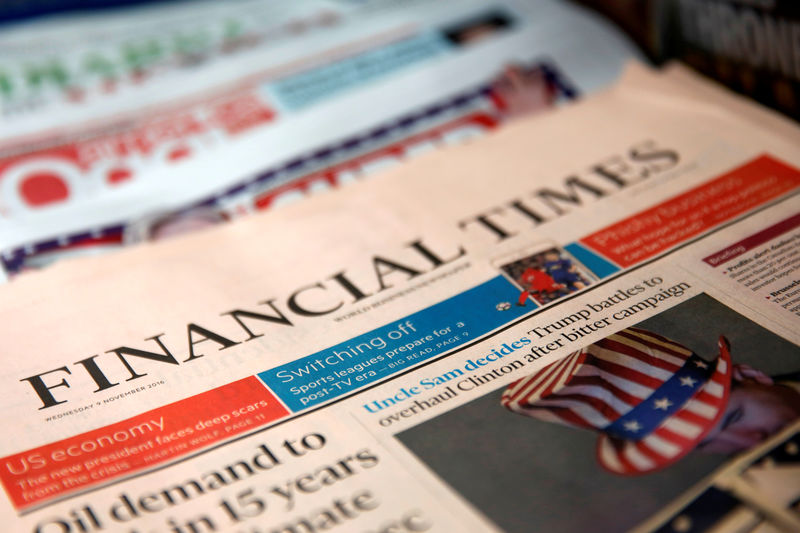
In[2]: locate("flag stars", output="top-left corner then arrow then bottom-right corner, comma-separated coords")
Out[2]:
624,420 -> 642,432
693,360 -> 709,369
679,376 -> 698,387
653,397 -> 673,410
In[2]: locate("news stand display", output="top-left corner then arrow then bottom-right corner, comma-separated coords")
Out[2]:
2,2 -> 800,532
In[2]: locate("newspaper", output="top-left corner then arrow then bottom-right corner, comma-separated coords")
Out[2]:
0,0 -> 641,275
1,63 -> 799,532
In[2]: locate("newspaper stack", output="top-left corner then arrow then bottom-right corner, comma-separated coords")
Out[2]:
0,59 -> 798,532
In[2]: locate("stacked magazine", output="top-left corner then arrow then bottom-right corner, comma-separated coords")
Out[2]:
1,2 -> 799,533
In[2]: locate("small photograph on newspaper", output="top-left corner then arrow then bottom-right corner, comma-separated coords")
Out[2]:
492,243 -> 594,307
441,9 -> 514,47
398,294 -> 800,533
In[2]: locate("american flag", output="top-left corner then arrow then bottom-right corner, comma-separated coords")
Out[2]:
502,327 -> 732,475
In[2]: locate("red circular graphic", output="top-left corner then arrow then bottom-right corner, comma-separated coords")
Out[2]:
167,145 -> 192,162
19,172 -> 69,207
107,167 -> 133,184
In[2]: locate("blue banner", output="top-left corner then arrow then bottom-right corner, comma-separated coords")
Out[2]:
565,242 -> 620,279
264,32 -> 453,111
258,275 -> 533,411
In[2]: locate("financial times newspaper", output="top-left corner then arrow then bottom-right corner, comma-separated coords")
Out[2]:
0,64 -> 799,532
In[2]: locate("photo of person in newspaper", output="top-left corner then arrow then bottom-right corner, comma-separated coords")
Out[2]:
494,246 -> 593,306
501,327 -> 800,474
398,294 -> 800,533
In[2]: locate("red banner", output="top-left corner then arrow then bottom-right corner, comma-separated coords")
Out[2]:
581,155 -> 800,268
0,377 -> 287,510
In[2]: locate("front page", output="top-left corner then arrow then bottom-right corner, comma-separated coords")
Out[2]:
0,64 -> 798,532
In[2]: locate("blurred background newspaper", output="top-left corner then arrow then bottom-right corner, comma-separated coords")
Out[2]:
0,0 -> 642,279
